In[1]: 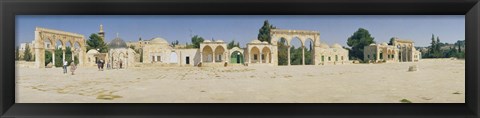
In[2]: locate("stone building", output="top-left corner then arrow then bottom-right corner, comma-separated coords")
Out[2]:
108,36 -> 136,69
363,38 -> 421,63
246,40 -> 273,65
317,43 -> 350,65
364,43 -> 399,63
199,40 -> 228,65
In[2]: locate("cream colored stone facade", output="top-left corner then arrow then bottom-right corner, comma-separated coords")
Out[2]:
33,27 -> 87,68
364,38 -> 421,63
199,40 -> 228,65
317,43 -> 350,65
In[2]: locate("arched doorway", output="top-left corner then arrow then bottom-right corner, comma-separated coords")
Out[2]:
290,37 -> 302,65
202,45 -> 213,63
250,46 -> 260,63
262,47 -> 271,63
230,51 -> 244,64
214,46 -> 225,63
170,52 -> 178,63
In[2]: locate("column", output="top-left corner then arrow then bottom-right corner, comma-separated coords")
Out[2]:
212,50 -> 216,63
260,52 -> 263,64
287,45 -> 291,66
302,46 -> 305,65
200,52 -> 203,63
249,50 -> 252,64
72,50 -> 75,62
62,50 -> 66,63
52,50 -> 55,67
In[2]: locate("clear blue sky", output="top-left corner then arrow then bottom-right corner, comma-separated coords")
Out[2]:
16,15 -> 464,47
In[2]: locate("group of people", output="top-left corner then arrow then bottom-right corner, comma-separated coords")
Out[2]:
62,60 -> 77,75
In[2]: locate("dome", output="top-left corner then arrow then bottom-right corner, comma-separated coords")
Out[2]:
319,43 -> 330,49
381,42 -> 388,46
204,40 -> 212,43
331,43 -> 342,48
86,49 -> 99,54
149,37 -> 168,44
250,40 -> 261,44
261,41 -> 269,44
215,40 -> 224,43
108,37 -> 128,49
370,43 -> 376,46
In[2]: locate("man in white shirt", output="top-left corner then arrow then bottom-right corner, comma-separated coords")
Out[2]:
63,60 -> 68,74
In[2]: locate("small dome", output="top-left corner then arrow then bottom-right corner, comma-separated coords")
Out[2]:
261,41 -> 268,44
370,43 -> 376,46
149,37 -> 168,44
87,49 -> 99,54
331,43 -> 342,48
108,37 -> 128,49
215,40 -> 224,43
319,43 -> 330,49
381,42 -> 388,46
250,40 -> 261,44
204,40 -> 212,43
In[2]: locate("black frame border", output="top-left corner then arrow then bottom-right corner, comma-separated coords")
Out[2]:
1,0 -> 479,118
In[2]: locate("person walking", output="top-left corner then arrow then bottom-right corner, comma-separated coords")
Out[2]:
101,60 -> 105,71
70,63 -> 77,75
63,60 -> 68,74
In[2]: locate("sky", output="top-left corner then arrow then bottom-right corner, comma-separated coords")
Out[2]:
16,15 -> 464,47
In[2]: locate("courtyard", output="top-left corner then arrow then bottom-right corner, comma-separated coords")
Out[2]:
16,58 -> 464,103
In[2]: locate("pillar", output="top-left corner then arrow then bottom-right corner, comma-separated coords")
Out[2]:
287,45 -> 291,66
302,46 -> 305,65
52,50 -> 55,67
259,52 -> 263,63
62,50 -> 66,63
212,50 -> 216,63
200,52 -> 203,63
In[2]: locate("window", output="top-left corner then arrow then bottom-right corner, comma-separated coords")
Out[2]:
152,56 -> 155,62
341,56 -> 344,60
261,54 -> 265,60
335,55 -> 338,61
157,56 -> 161,62
322,56 -> 324,62
254,54 -> 257,60
328,57 -> 331,61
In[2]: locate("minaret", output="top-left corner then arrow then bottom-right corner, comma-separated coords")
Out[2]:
98,24 -> 105,40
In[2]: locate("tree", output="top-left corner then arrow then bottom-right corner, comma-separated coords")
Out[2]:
86,33 -> 108,53
388,37 -> 395,45
54,47 -> 63,67
191,35 -> 204,48
277,38 -> 288,65
171,40 -> 179,47
257,20 -> 276,44
346,28 -> 375,60
23,44 -> 33,61
45,50 -> 52,66
227,40 -> 240,49
15,46 -> 20,61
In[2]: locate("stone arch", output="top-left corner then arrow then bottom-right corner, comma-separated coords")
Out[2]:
304,38 -> 315,65
250,46 -> 260,63
230,51 -> 244,64
202,45 -> 213,63
214,45 -> 226,63
261,47 -> 271,63
270,29 -> 320,66
34,27 -> 86,68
